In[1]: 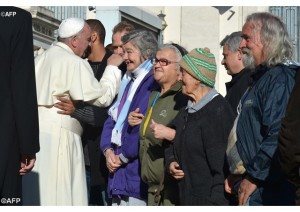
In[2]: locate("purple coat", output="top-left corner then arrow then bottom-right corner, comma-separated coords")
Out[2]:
100,70 -> 158,200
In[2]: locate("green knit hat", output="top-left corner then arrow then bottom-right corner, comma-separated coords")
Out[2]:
179,47 -> 217,87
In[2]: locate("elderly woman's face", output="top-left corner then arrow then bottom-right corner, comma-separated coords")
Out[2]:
181,69 -> 200,96
153,48 -> 181,86
122,41 -> 145,72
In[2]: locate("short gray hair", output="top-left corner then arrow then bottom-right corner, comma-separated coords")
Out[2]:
121,29 -> 158,59
158,43 -> 188,71
220,31 -> 252,68
220,31 -> 242,52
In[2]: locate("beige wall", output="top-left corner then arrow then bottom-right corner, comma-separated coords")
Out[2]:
142,6 -> 269,96
217,6 -> 268,95
91,6 -> 270,96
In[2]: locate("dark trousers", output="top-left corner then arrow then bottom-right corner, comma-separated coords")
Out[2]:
296,186 -> 300,206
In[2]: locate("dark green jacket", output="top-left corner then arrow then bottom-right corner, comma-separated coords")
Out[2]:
139,82 -> 188,190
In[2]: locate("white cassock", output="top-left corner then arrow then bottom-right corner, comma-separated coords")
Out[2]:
22,42 -> 121,206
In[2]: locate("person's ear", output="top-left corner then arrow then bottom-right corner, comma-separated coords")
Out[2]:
237,49 -> 243,60
91,32 -> 97,43
70,36 -> 78,48
177,71 -> 183,82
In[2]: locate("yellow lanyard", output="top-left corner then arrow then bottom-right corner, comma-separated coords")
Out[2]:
142,92 -> 160,136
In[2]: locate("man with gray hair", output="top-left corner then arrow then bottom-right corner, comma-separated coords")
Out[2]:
235,12 -> 298,206
22,17 -> 122,205
220,31 -> 252,116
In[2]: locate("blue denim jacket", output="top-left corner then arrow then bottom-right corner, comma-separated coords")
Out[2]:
237,63 -> 297,205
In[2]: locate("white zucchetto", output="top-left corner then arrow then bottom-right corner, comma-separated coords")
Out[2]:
58,17 -> 85,38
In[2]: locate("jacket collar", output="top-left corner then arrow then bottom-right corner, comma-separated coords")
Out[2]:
226,68 -> 251,89
249,63 -> 269,87
55,42 -> 75,55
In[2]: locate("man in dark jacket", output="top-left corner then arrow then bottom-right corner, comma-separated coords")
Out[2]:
236,12 -> 297,205
220,31 -> 252,116
278,69 -> 300,205
0,6 -> 40,205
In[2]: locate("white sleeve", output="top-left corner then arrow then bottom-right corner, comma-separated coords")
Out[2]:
87,65 -> 122,107
70,60 -> 121,107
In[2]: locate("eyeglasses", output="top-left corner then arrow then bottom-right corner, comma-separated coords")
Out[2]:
151,58 -> 179,66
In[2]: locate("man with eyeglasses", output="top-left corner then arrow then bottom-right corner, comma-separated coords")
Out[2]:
22,17 -> 122,206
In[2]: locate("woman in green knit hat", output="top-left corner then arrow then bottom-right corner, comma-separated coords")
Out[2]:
150,47 -> 235,205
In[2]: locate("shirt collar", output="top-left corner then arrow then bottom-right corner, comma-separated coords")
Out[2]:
186,88 -> 219,113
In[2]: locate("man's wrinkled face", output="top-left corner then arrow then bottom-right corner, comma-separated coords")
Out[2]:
240,22 -> 264,66
221,44 -> 241,75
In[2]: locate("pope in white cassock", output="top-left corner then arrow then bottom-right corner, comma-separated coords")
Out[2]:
22,17 -> 122,206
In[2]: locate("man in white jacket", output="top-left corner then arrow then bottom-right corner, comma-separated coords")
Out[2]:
22,17 -> 121,206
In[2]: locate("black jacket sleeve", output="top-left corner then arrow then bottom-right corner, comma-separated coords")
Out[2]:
71,102 -> 109,127
11,7 -> 40,154
164,108 -> 185,170
279,69 -> 300,186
